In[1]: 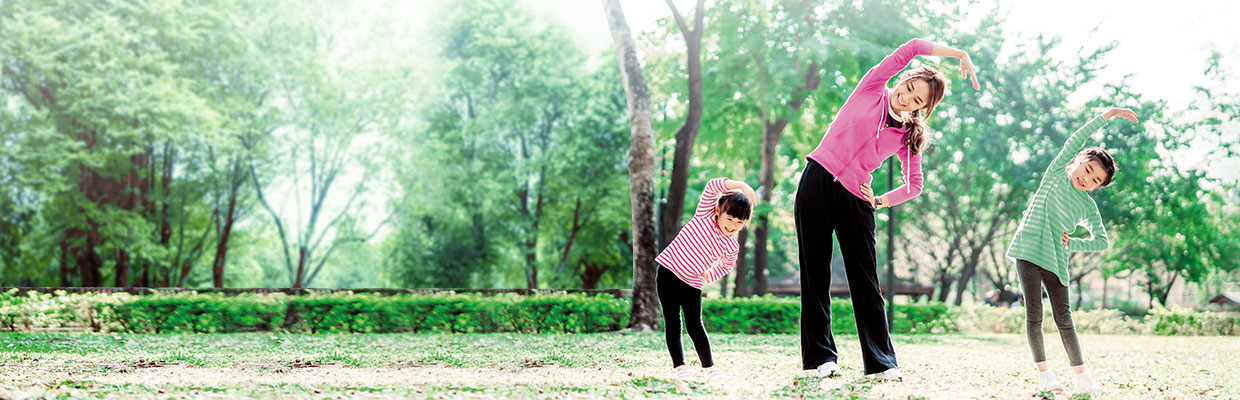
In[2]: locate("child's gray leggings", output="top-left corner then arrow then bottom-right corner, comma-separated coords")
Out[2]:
1017,259 -> 1084,366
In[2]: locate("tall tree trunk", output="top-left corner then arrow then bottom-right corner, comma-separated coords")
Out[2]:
1101,275 -> 1108,309
753,121 -> 776,295
212,193 -> 238,288
522,191 -> 543,290
937,273 -> 953,302
753,62 -> 821,296
732,226 -> 749,297
604,0 -> 658,331
293,247 -> 307,288
557,199 -> 584,277
59,240 -> 71,286
156,143 -> 173,286
1146,279 -> 1154,309
114,250 -> 130,287
954,257 -> 980,306
657,0 -> 705,251
1156,269 -> 1179,307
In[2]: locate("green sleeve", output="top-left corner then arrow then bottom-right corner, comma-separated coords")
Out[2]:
1068,203 -> 1110,252
1046,115 -> 1108,177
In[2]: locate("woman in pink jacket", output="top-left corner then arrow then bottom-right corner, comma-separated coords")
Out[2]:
796,38 -> 980,381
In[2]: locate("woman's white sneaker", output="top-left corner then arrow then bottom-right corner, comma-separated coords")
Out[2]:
877,367 -> 902,382
817,362 -> 841,378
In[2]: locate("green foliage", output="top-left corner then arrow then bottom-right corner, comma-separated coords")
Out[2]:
951,303 -> 1151,335
702,295 -> 802,334
279,292 -> 631,334
384,0 -> 632,290
0,289 -> 131,331
1149,305 -> 1240,336
5,291 -> 1240,336
108,293 -> 285,333
699,295 -> 954,334
0,0 -> 1238,295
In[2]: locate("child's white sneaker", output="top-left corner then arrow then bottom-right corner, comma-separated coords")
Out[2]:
672,366 -> 694,394
701,366 -> 725,382
816,361 -> 841,378
1073,371 -> 1106,394
1037,370 -> 1065,392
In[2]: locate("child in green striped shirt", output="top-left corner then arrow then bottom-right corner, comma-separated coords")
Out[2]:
1006,107 -> 1139,395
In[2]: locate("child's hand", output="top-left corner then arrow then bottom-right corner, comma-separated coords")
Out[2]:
1062,232 -> 1070,247
724,180 -> 759,207
1102,108 -> 1139,124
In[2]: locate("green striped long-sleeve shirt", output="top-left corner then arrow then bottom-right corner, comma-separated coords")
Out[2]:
1006,115 -> 1111,287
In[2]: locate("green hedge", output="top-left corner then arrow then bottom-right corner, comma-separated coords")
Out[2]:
2,289 -> 1236,335
107,293 -> 285,333
280,292 -> 628,333
1149,305 -> 1240,336
701,295 -> 953,334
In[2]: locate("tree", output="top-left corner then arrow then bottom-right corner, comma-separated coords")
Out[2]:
1098,54 -> 1240,305
250,2 -> 399,288
0,0 -> 226,287
604,0 -> 660,330
657,0 -> 706,252
545,54 -> 634,290
384,0 -> 632,291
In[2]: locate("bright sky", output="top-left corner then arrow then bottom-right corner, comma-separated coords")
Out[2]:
530,0 -> 1240,108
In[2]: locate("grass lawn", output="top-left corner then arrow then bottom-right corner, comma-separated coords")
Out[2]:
1,331 -> 1236,399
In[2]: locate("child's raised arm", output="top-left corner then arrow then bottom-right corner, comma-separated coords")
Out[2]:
694,178 -> 755,219
1043,108 -> 1139,177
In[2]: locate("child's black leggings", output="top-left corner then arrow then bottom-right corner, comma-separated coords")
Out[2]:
1017,259 -> 1084,366
656,265 -> 713,368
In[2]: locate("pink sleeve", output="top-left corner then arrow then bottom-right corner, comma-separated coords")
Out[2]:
694,177 -> 729,218
881,144 -> 924,206
706,246 -> 738,283
858,39 -> 934,93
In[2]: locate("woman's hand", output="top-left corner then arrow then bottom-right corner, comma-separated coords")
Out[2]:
1062,232 -> 1070,248
930,42 -> 981,91
960,53 -> 981,91
1102,107 -> 1139,124
860,184 -> 879,209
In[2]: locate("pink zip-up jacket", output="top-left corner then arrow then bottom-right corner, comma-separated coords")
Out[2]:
805,38 -> 931,207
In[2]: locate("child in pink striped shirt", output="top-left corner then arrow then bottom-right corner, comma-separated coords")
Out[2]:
655,177 -> 755,391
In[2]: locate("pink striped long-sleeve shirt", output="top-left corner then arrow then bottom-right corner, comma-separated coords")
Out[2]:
655,177 -> 740,290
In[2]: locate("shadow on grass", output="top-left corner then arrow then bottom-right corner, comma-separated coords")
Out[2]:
623,376 -> 713,396
770,375 -> 940,400
1033,390 -> 1095,400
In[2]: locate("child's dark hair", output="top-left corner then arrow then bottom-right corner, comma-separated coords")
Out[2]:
717,191 -> 752,220
1072,146 -> 1118,189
